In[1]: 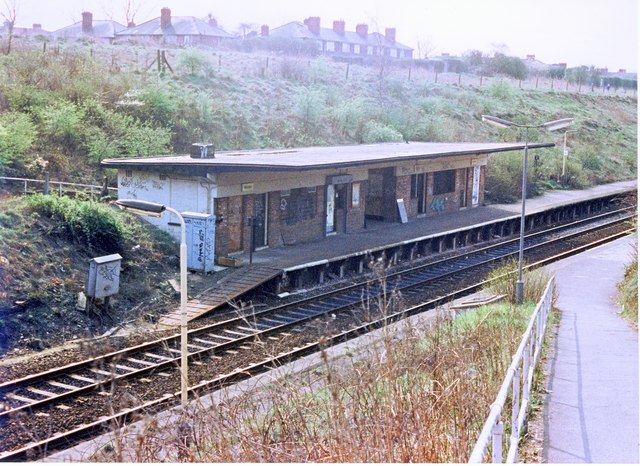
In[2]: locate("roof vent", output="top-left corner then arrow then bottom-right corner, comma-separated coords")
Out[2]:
190,143 -> 215,159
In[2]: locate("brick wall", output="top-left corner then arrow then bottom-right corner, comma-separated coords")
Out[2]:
397,167 -> 486,220
215,195 -> 244,256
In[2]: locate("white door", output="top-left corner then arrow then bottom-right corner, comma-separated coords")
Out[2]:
326,184 -> 335,234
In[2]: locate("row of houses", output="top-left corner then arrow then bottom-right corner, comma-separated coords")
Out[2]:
6,8 -> 414,59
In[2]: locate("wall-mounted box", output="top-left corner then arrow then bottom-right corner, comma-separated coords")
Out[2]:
86,254 -> 122,299
183,212 -> 215,273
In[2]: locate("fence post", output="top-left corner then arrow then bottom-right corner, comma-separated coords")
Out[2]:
44,171 -> 50,195
492,421 -> 503,463
512,367 -> 521,433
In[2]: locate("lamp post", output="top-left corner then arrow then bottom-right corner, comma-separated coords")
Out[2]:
114,199 -> 189,407
482,115 -> 574,304
562,129 -> 578,182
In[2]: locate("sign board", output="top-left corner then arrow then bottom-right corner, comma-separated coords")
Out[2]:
86,254 -> 122,299
327,174 -> 353,185
397,199 -> 408,223
472,165 -> 481,206
183,212 -> 215,273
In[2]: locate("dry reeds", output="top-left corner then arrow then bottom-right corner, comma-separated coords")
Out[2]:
102,265 -> 552,462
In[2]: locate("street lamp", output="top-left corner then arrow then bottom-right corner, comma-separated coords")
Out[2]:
114,199 -> 189,407
562,130 -> 578,181
482,115 -> 574,304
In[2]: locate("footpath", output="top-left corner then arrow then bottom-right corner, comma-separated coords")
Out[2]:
542,235 -> 639,463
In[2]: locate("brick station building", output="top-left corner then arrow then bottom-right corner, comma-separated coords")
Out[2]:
101,141 -> 552,259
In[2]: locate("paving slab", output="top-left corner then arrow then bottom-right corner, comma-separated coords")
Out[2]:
543,234 -> 639,463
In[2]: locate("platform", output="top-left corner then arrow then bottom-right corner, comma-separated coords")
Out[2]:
233,180 -> 636,270
157,266 -> 281,327
158,180 -> 635,327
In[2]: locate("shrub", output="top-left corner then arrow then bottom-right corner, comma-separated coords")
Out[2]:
0,111 -> 37,175
27,194 -> 131,253
488,80 -> 515,100
361,120 -> 404,143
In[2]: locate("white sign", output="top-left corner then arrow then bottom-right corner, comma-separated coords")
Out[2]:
472,166 -> 481,206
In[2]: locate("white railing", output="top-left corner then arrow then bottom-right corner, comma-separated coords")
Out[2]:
468,277 -> 555,463
0,176 -> 117,200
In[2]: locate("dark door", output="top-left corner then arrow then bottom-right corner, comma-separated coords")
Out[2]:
253,193 -> 268,248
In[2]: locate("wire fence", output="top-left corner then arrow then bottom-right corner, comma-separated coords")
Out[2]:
468,277 -> 555,463
0,175 -> 117,201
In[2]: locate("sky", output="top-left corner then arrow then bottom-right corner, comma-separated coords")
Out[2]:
7,0 -> 638,72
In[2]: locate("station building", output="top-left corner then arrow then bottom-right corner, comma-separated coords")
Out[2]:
101,141 -> 551,259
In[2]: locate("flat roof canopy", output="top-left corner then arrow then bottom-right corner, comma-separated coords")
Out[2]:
101,141 -> 555,175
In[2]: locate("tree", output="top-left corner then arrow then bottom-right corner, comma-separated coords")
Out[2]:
238,23 -> 254,39
1,0 -> 18,54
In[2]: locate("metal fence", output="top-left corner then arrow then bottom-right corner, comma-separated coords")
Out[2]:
468,277 -> 555,463
0,175 -> 117,200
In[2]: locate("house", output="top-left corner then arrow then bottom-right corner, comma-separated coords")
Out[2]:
101,141 -> 553,259
52,12 -> 126,44
264,17 -> 413,59
115,7 -> 235,46
10,23 -> 51,38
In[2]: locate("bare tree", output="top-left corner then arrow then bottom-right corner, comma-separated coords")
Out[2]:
238,22 -> 254,39
415,35 -> 437,59
1,0 -> 18,54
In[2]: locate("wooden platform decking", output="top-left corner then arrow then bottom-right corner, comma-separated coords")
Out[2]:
157,266 -> 281,328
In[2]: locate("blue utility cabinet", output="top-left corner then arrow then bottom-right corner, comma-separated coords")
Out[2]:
183,212 -> 215,273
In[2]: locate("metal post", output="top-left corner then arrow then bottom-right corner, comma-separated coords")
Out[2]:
44,172 -> 50,195
165,206 -> 188,407
516,128 -> 528,305
492,421 -> 504,463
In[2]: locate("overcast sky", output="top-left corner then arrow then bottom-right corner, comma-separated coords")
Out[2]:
9,0 -> 638,71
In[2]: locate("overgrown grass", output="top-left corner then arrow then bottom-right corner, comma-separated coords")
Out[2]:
617,239 -> 638,326
98,266 -> 554,462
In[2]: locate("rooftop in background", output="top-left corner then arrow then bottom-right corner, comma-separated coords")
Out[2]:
52,12 -> 126,41
101,141 -> 555,174
117,7 -> 234,39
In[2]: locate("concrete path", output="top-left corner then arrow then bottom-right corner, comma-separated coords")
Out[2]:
543,235 -> 639,463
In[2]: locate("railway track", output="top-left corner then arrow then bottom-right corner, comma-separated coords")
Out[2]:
0,206 -> 635,461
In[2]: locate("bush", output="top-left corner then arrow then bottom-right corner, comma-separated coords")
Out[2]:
0,111 -> 37,175
27,194 -> 131,253
361,120 -> 404,143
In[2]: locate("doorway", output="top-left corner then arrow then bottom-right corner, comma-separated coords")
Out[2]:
253,193 -> 268,248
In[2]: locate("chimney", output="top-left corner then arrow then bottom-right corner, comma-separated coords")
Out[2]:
32,23 -> 42,31
81,11 -> 93,34
127,21 -> 136,27
526,54 -> 535,60
333,20 -> 345,36
261,25 -> 269,36
385,27 -> 396,43
305,16 -> 320,35
441,52 -> 450,57
208,16 -> 218,28
619,68 -> 626,73
160,7 -> 171,29
356,23 -> 368,38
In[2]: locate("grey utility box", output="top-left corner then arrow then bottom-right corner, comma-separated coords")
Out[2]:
86,254 -> 122,299
183,212 -> 215,273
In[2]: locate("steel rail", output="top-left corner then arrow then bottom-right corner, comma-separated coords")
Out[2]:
0,226 -> 634,462
0,208 -> 634,419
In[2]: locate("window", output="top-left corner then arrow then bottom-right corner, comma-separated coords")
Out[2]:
433,170 -> 456,195
285,188 -> 316,225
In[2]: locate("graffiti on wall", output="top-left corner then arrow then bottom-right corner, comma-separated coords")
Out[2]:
430,197 -> 446,212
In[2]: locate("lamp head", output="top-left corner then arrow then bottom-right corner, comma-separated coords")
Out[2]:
482,115 -> 514,128
114,199 -> 166,218
542,118 -> 575,132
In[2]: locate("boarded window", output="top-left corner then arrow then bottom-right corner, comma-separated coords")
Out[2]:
433,170 -> 456,195
285,187 -> 316,225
